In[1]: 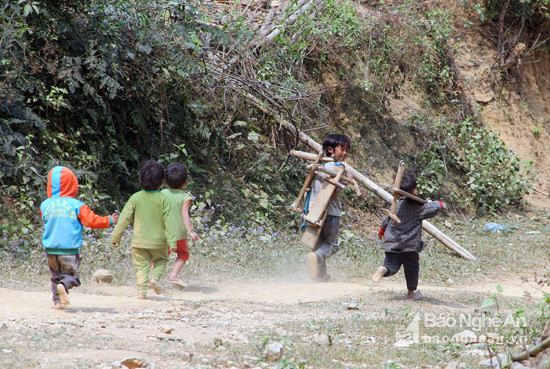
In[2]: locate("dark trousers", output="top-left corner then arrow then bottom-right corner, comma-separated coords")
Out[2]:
383,251 -> 419,291
47,254 -> 81,304
313,215 -> 340,278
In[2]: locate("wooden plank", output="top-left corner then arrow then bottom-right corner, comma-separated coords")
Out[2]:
391,161 -> 406,214
314,171 -> 346,190
301,212 -> 326,249
303,165 -> 344,225
384,185 -> 428,204
383,209 -> 401,224
307,164 -> 355,185
290,150 -> 323,212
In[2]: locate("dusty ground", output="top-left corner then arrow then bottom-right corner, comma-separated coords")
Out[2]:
0,275 -> 545,368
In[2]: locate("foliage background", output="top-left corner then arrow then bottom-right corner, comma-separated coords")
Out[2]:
1,0 -> 546,233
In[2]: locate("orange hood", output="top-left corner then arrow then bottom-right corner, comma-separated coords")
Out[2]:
47,166 -> 79,198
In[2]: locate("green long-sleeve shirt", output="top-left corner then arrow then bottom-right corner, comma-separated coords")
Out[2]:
111,190 -> 176,249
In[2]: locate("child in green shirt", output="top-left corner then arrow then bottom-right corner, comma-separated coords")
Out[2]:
111,160 -> 175,299
161,163 -> 199,288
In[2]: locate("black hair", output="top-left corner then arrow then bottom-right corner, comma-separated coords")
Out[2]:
322,134 -> 351,156
400,172 -> 417,194
139,160 -> 165,190
165,163 -> 188,189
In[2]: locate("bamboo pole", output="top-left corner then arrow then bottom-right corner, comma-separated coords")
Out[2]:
241,91 -> 476,260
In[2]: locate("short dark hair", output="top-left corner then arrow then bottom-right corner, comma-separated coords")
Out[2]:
400,172 -> 417,194
165,163 -> 188,189
139,160 -> 164,190
322,134 -> 351,156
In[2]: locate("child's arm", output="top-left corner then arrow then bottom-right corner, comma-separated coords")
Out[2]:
378,216 -> 390,239
78,205 -> 113,229
181,199 -> 198,241
419,200 -> 447,220
111,200 -> 135,246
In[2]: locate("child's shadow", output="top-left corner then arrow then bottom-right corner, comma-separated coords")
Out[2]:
388,294 -> 468,309
63,307 -> 118,313
177,284 -> 218,295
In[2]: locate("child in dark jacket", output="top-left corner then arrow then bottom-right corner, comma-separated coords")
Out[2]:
371,173 -> 446,300
40,166 -> 118,309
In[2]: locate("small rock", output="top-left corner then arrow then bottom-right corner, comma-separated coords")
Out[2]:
120,357 -> 149,369
474,89 -> 494,103
342,302 -> 359,310
159,326 -> 173,334
0,322 -> 7,329
2,349 -> 13,354
264,342 -> 284,362
445,362 -> 459,369
447,278 -> 454,284
93,269 -> 114,283
393,340 -> 414,348
478,354 -> 508,368
453,330 -> 477,344
510,363 -> 531,369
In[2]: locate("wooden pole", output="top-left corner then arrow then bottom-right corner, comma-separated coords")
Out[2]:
511,335 -> 550,362
391,161 -> 406,214
241,91 -> 476,260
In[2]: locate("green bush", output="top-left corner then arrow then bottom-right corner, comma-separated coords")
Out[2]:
415,116 -> 533,213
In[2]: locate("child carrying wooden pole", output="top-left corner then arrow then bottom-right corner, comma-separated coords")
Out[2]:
295,134 -> 353,282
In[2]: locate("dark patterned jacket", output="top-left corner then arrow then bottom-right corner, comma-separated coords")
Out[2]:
380,197 -> 444,253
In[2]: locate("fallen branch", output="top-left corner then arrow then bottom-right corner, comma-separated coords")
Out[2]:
263,0 -> 314,42
511,335 -> 550,362
533,187 -> 549,197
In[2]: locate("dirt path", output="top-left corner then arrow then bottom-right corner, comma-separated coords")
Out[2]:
0,277 -> 545,369
0,277 -> 542,320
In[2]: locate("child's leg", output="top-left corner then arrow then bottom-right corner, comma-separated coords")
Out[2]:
383,252 -> 403,277
150,247 -> 169,283
47,254 -> 80,308
57,255 -> 81,291
401,252 -> 420,292
169,239 -> 189,281
311,216 -> 340,281
46,255 -> 62,306
132,247 -> 153,297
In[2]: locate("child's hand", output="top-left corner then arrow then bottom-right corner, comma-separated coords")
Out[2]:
189,231 -> 199,242
109,213 -> 119,225
438,201 -> 448,211
377,227 -> 385,240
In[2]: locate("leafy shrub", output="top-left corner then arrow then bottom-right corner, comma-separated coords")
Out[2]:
415,116 -> 533,213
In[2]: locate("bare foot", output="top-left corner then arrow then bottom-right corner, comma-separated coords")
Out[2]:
137,294 -> 147,300
51,303 -> 63,310
371,266 -> 388,285
57,284 -> 70,308
149,279 -> 163,295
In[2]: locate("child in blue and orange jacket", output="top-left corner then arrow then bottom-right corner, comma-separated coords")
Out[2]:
40,166 -> 118,309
